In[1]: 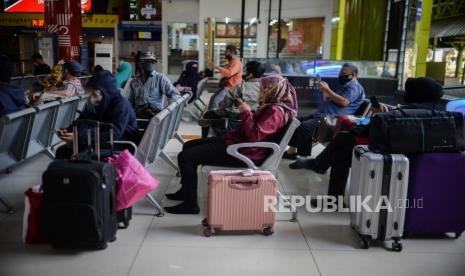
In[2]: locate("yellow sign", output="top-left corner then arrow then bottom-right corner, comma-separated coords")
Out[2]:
0,13 -> 118,28
82,14 -> 119,28
0,13 -> 43,27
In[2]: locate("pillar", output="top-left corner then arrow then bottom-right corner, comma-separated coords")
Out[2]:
456,47 -> 464,79
413,0 -> 433,77
44,0 -> 82,62
330,0 -> 345,60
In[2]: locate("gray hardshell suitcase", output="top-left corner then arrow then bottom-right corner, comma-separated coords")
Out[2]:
349,145 -> 409,252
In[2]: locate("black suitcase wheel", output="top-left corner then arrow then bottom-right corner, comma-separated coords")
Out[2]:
392,241 -> 402,252
204,228 -> 213,237
263,227 -> 274,236
359,238 -> 370,249
201,218 -> 209,227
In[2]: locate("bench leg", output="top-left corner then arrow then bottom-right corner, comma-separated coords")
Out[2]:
277,191 -> 298,222
145,194 -> 165,217
174,132 -> 185,145
160,151 -> 180,174
0,191 -> 14,214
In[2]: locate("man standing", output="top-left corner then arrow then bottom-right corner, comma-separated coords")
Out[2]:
208,45 -> 243,91
284,63 -> 365,165
128,52 -> 181,118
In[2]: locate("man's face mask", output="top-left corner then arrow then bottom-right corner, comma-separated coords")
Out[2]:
338,74 -> 352,85
225,51 -> 233,60
142,62 -> 156,73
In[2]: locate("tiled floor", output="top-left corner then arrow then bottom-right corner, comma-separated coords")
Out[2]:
1,120 -> 465,276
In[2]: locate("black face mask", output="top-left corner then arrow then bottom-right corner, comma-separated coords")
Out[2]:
338,74 -> 352,85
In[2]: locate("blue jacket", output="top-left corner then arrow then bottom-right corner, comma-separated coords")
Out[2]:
0,83 -> 26,117
78,71 -> 138,144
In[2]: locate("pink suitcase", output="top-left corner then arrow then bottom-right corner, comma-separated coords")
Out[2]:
203,170 -> 277,237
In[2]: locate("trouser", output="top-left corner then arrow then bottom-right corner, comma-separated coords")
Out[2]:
313,132 -> 356,198
208,89 -> 228,110
288,114 -> 322,156
177,137 -> 244,203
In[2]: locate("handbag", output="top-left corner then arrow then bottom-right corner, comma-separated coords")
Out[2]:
107,150 -> 159,210
369,108 -> 465,153
22,185 -> 46,244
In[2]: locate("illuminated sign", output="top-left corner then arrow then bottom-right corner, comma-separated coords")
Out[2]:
0,13 -> 118,28
4,0 -> 91,13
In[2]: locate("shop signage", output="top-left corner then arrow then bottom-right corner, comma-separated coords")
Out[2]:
0,13 -> 118,29
4,0 -> 91,13
287,30 -> 304,53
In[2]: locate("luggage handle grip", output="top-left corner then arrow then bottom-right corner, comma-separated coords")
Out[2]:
229,177 -> 260,190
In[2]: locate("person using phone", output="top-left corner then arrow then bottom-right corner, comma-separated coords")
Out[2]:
284,63 -> 366,163
291,77 -> 444,207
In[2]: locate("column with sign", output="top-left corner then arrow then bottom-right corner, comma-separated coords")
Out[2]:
44,0 -> 83,61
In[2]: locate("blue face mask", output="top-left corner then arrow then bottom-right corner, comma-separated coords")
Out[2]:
143,62 -> 156,73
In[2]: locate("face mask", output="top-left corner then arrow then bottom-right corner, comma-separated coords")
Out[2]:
225,53 -> 232,61
143,63 -> 155,73
338,74 -> 352,85
89,91 -> 102,106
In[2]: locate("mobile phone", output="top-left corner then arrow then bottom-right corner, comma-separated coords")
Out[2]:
316,74 -> 321,83
370,96 -> 381,109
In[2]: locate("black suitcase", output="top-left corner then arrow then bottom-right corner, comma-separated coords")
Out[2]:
369,108 -> 465,154
42,120 -> 117,249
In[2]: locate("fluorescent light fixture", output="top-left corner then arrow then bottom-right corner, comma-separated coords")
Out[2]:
331,17 -> 340,23
225,17 -> 230,24
250,18 -> 257,24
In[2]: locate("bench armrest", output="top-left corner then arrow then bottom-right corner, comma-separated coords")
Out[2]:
226,142 -> 281,170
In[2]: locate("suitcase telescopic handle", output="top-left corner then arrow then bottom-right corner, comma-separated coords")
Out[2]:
72,119 -> 100,161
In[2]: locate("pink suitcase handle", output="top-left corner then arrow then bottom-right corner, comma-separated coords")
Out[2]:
228,177 -> 260,190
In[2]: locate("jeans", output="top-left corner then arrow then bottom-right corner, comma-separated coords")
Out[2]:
177,137 -> 244,203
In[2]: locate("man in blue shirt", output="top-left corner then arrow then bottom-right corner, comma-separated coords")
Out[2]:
284,63 -> 365,163
128,52 -> 181,118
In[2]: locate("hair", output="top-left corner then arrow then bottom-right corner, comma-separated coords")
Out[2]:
246,61 -> 265,78
203,68 -> 214,78
94,65 -> 104,73
0,55 -> 14,83
219,77 -> 229,88
342,63 -> 358,76
404,77 -> 444,104
32,53 -> 43,60
225,45 -> 237,55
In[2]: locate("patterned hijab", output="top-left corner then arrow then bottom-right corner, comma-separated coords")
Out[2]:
258,75 -> 298,120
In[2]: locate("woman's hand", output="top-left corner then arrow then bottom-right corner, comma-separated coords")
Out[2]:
238,100 -> 251,113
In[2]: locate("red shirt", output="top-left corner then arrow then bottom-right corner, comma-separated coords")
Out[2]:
223,105 -> 287,165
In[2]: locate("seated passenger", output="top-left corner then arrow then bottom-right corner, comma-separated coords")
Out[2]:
292,77 -> 444,206
207,77 -> 229,110
56,60 -> 85,97
164,75 -> 298,214
200,61 -> 265,138
115,60 -> 133,89
32,53 -> 52,75
55,70 -> 138,159
128,52 -> 181,118
285,63 -> 365,162
174,61 -> 201,99
0,55 -> 27,116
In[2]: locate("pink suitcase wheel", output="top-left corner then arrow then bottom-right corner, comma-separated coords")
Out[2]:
263,227 -> 274,236
204,228 -> 214,237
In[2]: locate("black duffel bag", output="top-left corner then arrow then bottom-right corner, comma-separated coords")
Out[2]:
369,108 -> 465,153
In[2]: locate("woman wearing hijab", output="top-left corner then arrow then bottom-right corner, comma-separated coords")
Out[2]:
164,75 -> 298,214
115,61 -> 133,89
174,61 -> 201,101
55,70 -> 138,159
290,77 -> 445,207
